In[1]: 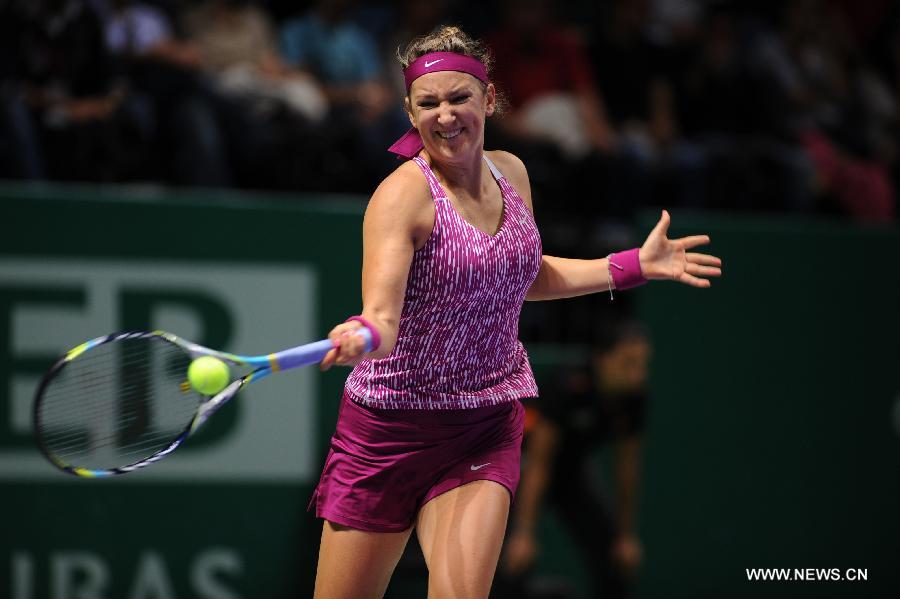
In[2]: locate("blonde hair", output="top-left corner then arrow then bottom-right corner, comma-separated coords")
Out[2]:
397,25 -> 506,114
397,25 -> 494,73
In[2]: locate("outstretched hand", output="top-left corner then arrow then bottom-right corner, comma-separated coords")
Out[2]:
639,210 -> 722,287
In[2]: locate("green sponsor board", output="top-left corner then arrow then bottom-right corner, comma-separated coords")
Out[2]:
7,486 -> 311,598
634,212 -> 900,598
3,189 -> 899,598
1,259 -> 317,480
1,190 -> 366,597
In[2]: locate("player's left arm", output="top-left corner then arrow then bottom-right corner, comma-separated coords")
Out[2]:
489,151 -> 723,301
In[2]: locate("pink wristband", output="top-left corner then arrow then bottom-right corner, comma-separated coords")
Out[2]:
608,248 -> 647,291
344,315 -> 381,352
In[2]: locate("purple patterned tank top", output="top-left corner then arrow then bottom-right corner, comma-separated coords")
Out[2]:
345,154 -> 542,409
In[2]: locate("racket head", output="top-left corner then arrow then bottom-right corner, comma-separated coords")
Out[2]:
32,331 -> 230,477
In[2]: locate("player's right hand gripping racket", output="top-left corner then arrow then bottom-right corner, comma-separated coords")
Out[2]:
33,328 -> 373,478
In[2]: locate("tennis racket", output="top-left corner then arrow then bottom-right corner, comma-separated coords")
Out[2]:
33,328 -> 372,478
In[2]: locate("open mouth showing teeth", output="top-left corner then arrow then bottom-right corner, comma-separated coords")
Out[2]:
437,129 -> 462,139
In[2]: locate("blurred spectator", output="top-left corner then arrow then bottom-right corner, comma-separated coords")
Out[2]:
280,0 -> 388,119
279,0 -> 408,188
6,0 -> 149,183
644,0 -> 703,47
0,0 -> 895,221
174,0 -> 340,190
0,1 -> 45,179
748,0 -> 895,220
868,4 -> 900,193
90,0 -> 237,186
496,320 -> 653,599
483,0 -> 628,233
831,0 -> 895,51
677,4 -> 753,138
672,2 -> 817,215
181,0 -> 327,124
587,0 -> 707,211
867,4 -> 900,99
381,0 -> 451,100
487,0 -> 615,160
589,0 -> 675,146
0,85 -> 45,180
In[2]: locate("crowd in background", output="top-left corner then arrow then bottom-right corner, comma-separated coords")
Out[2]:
3,4 -> 889,595
2,0 -> 899,229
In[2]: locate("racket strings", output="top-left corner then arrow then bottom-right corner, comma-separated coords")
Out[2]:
36,337 -> 202,471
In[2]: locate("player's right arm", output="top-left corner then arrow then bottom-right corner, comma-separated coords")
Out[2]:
320,162 -> 435,368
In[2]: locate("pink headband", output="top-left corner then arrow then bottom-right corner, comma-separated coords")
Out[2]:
388,52 -> 489,159
402,52 -> 488,92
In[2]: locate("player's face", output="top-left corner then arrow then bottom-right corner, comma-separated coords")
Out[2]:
407,71 -> 496,164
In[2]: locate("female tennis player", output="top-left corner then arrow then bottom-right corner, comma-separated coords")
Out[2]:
310,26 -> 721,598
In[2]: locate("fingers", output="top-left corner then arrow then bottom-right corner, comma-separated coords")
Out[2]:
679,272 -> 712,288
320,323 -> 369,370
650,209 -> 671,238
677,235 -> 711,249
319,346 -> 338,372
685,262 -> 722,278
685,252 -> 722,281
686,252 -> 722,267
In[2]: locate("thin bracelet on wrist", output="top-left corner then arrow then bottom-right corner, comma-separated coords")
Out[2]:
606,254 -> 617,300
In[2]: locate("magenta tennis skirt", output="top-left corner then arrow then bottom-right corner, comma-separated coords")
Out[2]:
308,392 -> 525,532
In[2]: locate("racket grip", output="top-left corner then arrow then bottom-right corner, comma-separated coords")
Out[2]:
272,327 -> 374,371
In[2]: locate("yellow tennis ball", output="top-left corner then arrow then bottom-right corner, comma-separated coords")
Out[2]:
188,356 -> 230,395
